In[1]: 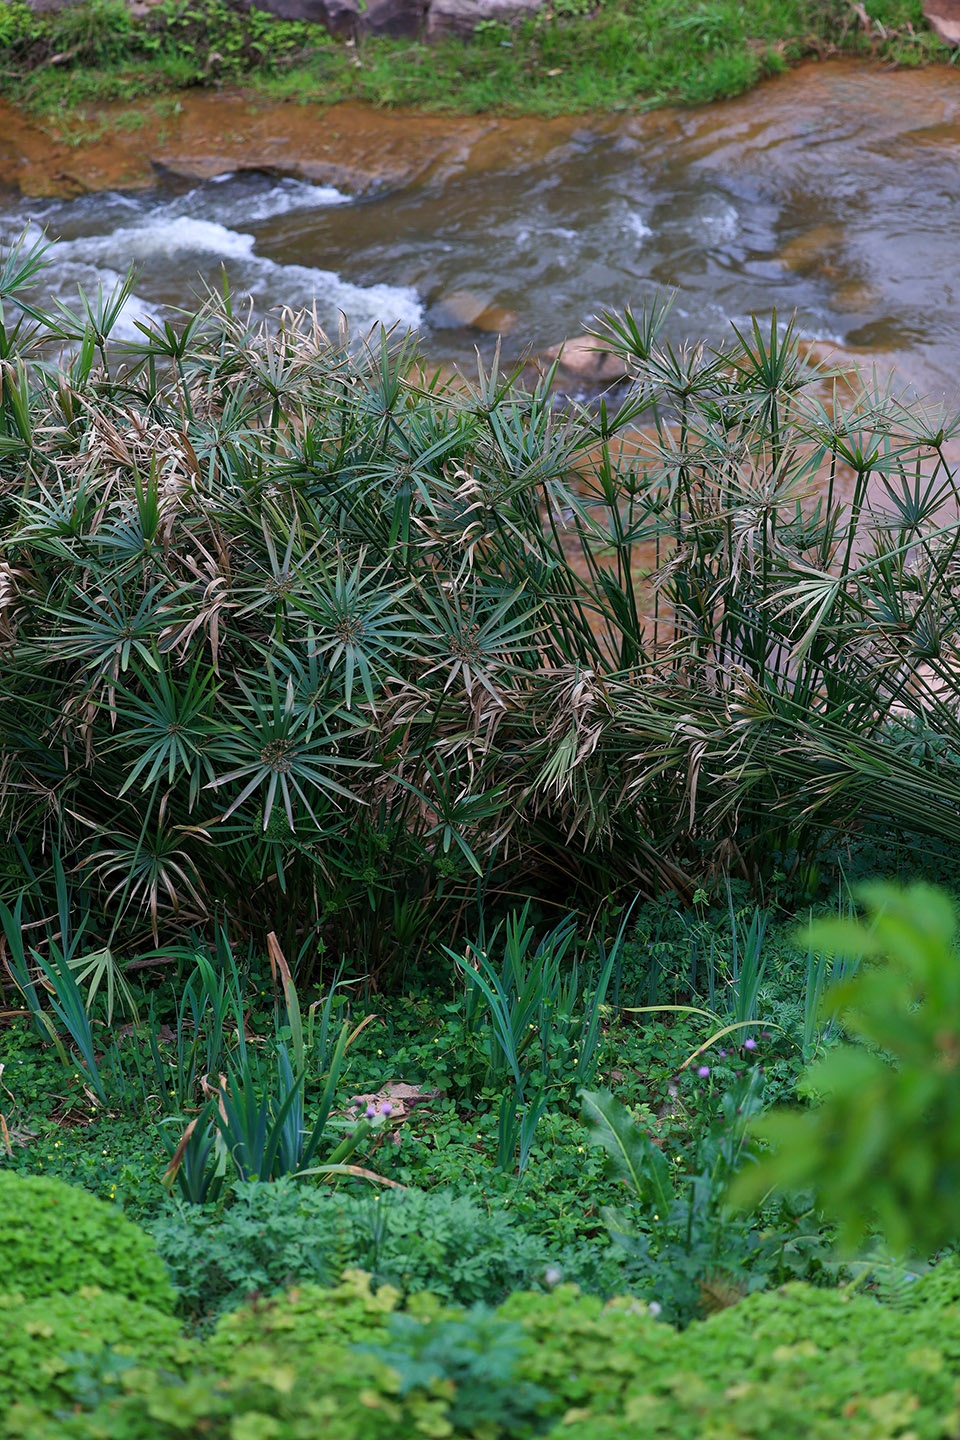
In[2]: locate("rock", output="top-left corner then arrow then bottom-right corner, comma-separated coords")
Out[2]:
431,289 -> 518,333
426,0 -> 545,39
258,0 -> 546,37
335,0 -> 428,36
472,304 -> 517,335
345,1082 -> 439,1117
27,0 -> 543,35
923,0 -> 960,45
431,289 -> 490,326
251,0 -> 426,37
542,335 -> 630,385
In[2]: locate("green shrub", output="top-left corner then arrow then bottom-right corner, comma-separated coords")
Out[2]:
37,1273 -> 549,1439
505,1284 -> 680,1422
579,1073 -> 775,1326
362,1305 -> 548,1436
206,1267 -> 400,1358
4,1274 -> 406,1440
555,1282 -> 960,1438
0,0 -> 41,52
150,1181 -> 553,1318
898,1254 -> 960,1311
340,1187 -> 551,1304
0,0 -> 314,81
0,1172 -> 174,1310
0,1286 -> 185,1432
15,1272 -> 960,1440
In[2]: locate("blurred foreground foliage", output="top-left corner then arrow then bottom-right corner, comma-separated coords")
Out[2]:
733,882 -> 960,1257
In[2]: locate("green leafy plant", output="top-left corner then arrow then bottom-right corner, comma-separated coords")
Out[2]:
151,1175 -> 564,1319
149,937 -> 248,1114
210,1037 -> 375,1184
581,1072 -> 772,1323
17,1264 -> 960,1439
452,905 -> 626,1096
453,909 -> 579,1102
156,933 -> 382,1198
732,881 -> 960,1257
158,1099 -> 230,1206
362,1305 -> 548,1435
800,899 -> 860,1058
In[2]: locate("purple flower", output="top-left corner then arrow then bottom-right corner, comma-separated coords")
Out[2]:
718,1050 -> 727,1058
743,1038 -> 757,1051
381,1101 -> 393,1117
365,1103 -> 377,1118
697,1065 -> 710,1078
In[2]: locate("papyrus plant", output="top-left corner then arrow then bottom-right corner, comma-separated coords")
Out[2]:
4,234 -> 960,971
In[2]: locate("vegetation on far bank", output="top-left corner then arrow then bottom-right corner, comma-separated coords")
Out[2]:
0,0 -> 950,131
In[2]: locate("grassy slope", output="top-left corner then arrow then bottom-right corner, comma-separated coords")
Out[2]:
0,0 -> 948,126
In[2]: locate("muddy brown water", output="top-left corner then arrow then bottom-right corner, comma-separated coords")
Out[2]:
1,59 -> 960,401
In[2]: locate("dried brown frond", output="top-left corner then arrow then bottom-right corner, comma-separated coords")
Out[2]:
699,1272 -> 748,1316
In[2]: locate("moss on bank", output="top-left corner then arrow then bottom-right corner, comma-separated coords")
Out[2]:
0,0 -> 948,127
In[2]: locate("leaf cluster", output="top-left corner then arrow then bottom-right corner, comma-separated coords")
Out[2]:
0,1170 -> 173,1309
149,1180 -> 555,1320
580,1073 -> 788,1322
732,881 -> 960,1257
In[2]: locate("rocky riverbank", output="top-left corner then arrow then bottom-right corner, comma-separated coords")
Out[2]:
0,93 -> 534,197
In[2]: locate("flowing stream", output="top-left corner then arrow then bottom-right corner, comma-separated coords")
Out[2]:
2,60 -> 960,400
